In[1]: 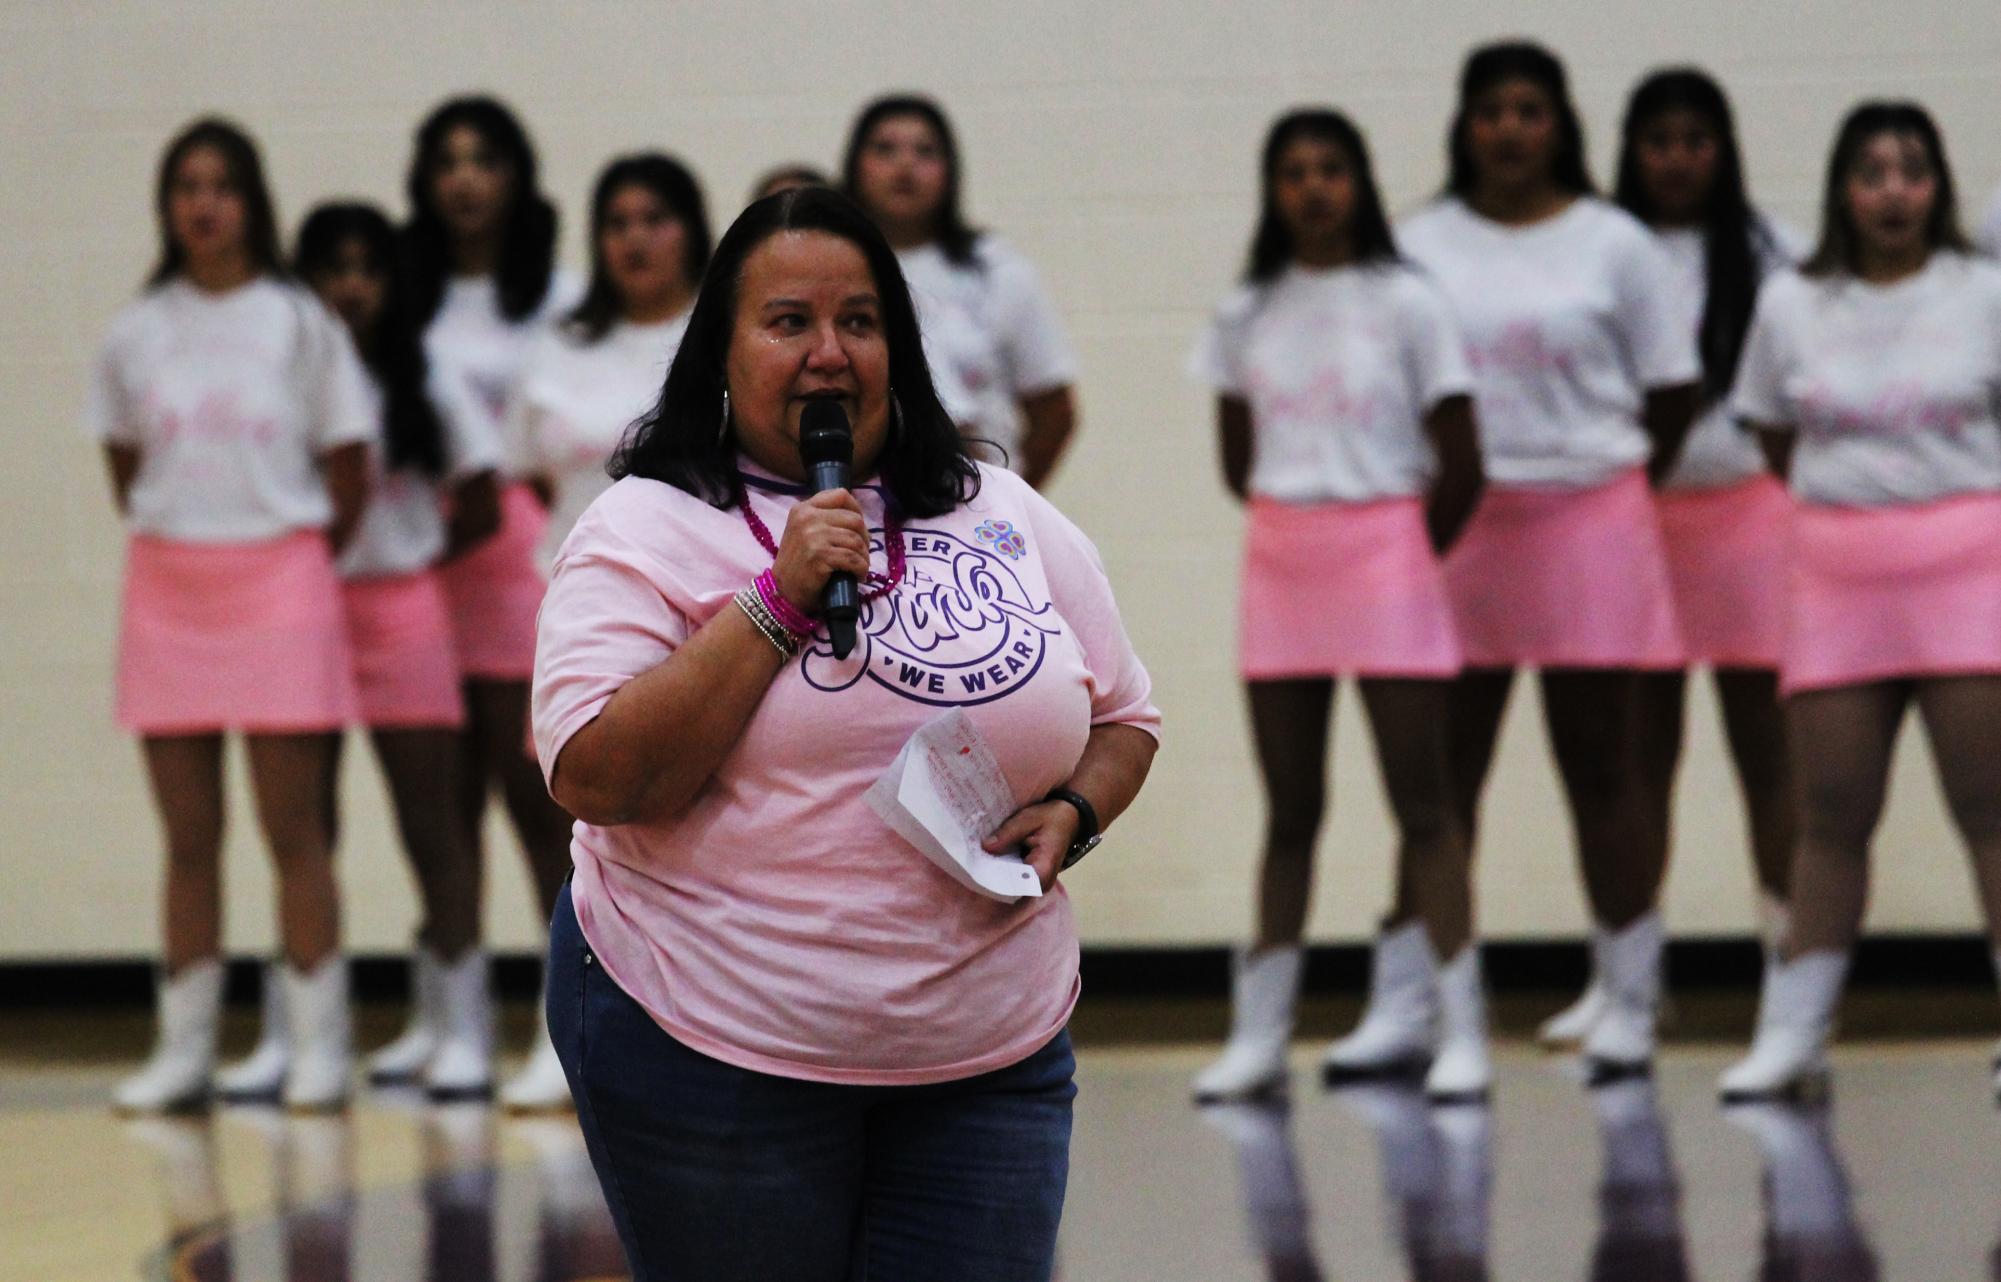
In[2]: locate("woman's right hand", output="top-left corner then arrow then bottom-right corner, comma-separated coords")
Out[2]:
772,490 -> 872,616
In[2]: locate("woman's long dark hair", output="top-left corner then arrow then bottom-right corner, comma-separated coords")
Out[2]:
148,118 -> 284,287
609,186 -> 978,518
295,203 -> 448,477
1246,108 -> 1399,282
567,153 -> 713,343
1447,41 -> 1595,198
1615,69 -> 1772,404
842,95 -> 981,267
1802,100 -> 1971,278
402,96 -> 558,325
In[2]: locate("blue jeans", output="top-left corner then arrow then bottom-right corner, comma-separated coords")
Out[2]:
546,882 -> 1076,1282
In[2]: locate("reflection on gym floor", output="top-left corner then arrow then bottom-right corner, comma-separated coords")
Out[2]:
1193,1079 -> 1888,1282
20,1042 -> 2001,1279
127,1103 -> 622,1282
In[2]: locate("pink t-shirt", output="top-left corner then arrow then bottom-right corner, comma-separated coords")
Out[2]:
532,461 -> 1161,1085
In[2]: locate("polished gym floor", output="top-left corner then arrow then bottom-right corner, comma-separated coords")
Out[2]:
6,1000 -> 1999,1280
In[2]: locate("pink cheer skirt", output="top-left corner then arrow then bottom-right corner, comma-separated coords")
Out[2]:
117,531 -> 358,735
1238,496 -> 1461,680
1443,468 -> 1684,670
343,572 -> 466,729
1657,475 -> 1790,670
1781,492 -> 2001,695
437,481 -> 549,681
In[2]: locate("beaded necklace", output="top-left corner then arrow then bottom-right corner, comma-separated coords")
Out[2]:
732,474 -> 907,603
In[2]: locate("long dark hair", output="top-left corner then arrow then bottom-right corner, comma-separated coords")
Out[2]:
609,186 -> 978,518
402,96 -> 559,325
147,118 -> 284,287
1802,100 -> 1971,278
1616,69 -> 1773,404
295,203 -> 448,477
1246,108 -> 1399,282
567,153 -> 713,343
842,95 -> 981,266
1447,41 -> 1595,198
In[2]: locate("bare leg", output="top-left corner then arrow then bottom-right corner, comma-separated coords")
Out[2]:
1360,678 -> 1473,959
1246,679 -> 1335,949
245,733 -> 343,971
1633,671 -> 1687,906
1913,676 -> 2001,947
371,728 -> 483,958
141,734 -> 227,974
1783,682 -> 1907,957
465,678 -> 573,919
1714,668 -> 1795,900
1541,669 -> 1656,930
1446,668 -> 1515,852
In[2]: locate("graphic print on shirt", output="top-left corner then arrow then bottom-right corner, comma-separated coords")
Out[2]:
800,525 -> 1062,707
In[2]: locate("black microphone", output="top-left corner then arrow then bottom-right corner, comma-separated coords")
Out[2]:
798,400 -> 859,659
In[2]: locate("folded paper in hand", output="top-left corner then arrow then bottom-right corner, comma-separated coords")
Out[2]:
865,709 -> 1043,904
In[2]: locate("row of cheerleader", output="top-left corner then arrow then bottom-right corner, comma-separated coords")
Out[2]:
96,36 -> 2001,1121
97,90 -> 1080,1115
1195,42 -> 2001,1109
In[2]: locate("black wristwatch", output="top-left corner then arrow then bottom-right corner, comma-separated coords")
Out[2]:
1045,788 -> 1102,870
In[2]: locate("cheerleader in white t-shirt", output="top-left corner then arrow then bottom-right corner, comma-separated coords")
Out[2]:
1399,42 -> 1703,1082
1188,109 -> 1489,1104
389,96 -> 582,1092
283,202 -> 503,1103
1720,104 -> 2001,1102
1531,69 -> 1805,1053
493,152 -> 711,1109
93,120 -> 374,1113
509,153 -> 711,572
844,94 -> 1080,488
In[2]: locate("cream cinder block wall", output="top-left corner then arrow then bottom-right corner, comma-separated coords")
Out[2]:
7,1 -> 2001,958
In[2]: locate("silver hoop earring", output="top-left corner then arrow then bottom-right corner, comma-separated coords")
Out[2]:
890,392 -> 905,444
717,387 -> 732,446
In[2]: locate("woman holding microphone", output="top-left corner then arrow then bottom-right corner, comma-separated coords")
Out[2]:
533,185 -> 1158,1279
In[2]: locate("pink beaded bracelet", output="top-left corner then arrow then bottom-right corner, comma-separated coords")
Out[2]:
753,569 -> 816,641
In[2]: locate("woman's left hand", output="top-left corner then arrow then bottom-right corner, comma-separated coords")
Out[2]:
984,801 -> 1081,894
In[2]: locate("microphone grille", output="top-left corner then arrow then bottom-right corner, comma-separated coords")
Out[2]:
798,400 -> 854,465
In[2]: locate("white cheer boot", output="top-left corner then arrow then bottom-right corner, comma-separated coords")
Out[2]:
1717,949 -> 1849,1103
1425,946 -> 1491,1103
1538,929 -> 1609,1050
113,958 -> 225,1114
1582,910 -> 1665,1082
281,955 -> 352,1112
366,945 -> 441,1085
501,987 -> 575,1113
215,959 -> 288,1102
1321,923 -> 1437,1084
1193,945 -> 1303,1102
423,947 -> 494,1100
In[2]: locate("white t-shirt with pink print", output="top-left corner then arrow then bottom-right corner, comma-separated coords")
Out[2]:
1398,197 -> 1700,489
85,277 -> 375,542
1187,261 -> 1473,503
533,462 -> 1160,1085
1729,253 -> 2001,507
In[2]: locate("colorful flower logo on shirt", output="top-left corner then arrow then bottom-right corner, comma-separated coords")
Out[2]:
975,519 -> 1027,560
